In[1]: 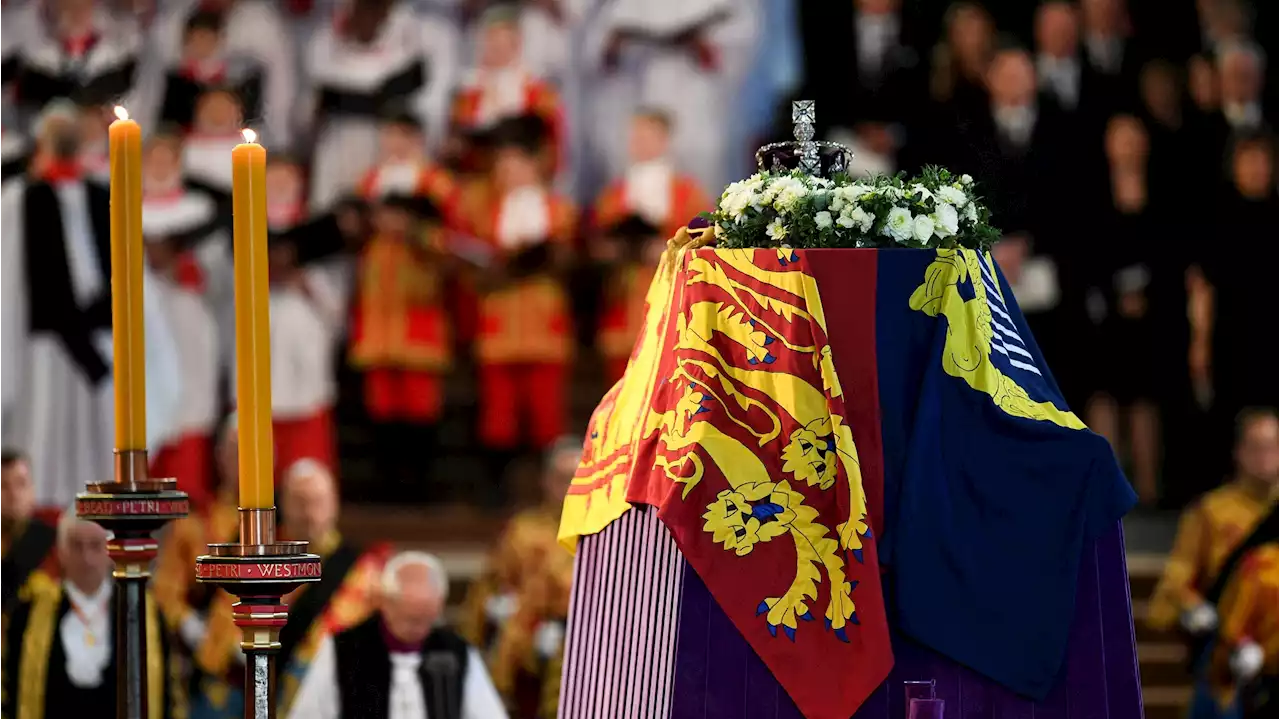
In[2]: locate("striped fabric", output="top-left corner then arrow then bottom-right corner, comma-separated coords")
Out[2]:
559,505 -> 685,719
979,252 -> 1041,376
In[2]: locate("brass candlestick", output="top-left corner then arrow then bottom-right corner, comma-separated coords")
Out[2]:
76,450 -> 189,719
196,507 -> 321,719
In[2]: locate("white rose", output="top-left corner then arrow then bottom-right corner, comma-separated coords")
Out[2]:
964,202 -> 979,223
836,215 -> 856,228
961,174 -> 974,186
931,203 -> 959,238
910,183 -> 934,201
883,207 -> 914,241
912,214 -> 935,243
830,195 -> 847,212
937,185 -> 968,207
848,206 -> 875,232
766,219 -> 788,241
847,183 -> 875,198
814,211 -> 833,229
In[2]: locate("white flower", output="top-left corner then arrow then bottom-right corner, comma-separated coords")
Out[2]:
883,207 -> 914,241
770,177 -> 809,211
931,203 -> 959,238
912,214 -> 935,243
847,183 -> 875,198
830,195 -> 847,212
960,174 -> 974,186
766,219 -> 788,241
814,211 -> 833,229
837,215 -> 856,228
877,185 -> 904,201
937,185 -> 968,207
848,206 -> 875,232
910,183 -> 934,201
964,202 -> 979,223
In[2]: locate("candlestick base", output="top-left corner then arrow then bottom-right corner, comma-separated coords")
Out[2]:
76,449 -> 190,719
197,533 -> 322,719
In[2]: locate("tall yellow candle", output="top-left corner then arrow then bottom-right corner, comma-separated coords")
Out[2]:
231,129 -> 273,509
109,107 -> 146,450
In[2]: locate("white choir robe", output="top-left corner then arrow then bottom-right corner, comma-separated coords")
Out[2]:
287,635 -> 509,719
268,267 -> 344,423
142,193 -> 226,444
8,6 -> 144,119
583,0 -> 760,194
1,181 -> 183,506
303,1 -> 459,211
183,134 -> 242,195
138,0 -> 298,147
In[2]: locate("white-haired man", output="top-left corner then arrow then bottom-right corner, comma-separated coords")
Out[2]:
193,458 -> 389,719
289,551 -> 507,719
2,511 -> 172,716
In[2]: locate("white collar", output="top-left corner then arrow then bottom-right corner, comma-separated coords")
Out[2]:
65,578 -> 112,608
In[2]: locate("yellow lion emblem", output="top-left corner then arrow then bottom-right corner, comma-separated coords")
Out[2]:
780,419 -> 839,490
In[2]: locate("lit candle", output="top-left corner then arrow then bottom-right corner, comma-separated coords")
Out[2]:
109,106 -> 146,450
231,129 -> 273,509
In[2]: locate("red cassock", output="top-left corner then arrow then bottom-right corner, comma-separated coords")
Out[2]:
348,228 -> 453,424
461,183 -> 577,450
356,162 -> 459,224
591,173 -> 710,381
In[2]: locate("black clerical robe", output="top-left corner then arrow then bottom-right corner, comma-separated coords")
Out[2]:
1,575 -> 173,719
1,519 -> 56,612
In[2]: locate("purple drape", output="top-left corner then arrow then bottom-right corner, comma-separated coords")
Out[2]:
667,522 -> 1143,719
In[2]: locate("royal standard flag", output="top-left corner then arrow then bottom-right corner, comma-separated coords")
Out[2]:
560,238 -> 1134,716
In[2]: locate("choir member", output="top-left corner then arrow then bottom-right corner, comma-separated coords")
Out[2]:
74,95 -> 111,182
357,110 -> 458,217
584,0 -> 758,192
590,108 -> 709,240
1,450 -> 57,612
592,216 -> 664,383
1,512 -> 175,717
154,9 -> 263,133
288,551 -> 508,719
457,118 -> 576,463
348,193 -> 455,496
304,0 -> 459,211
461,0 -> 575,83
1,127 -> 30,185
142,130 -> 228,507
267,232 -> 345,476
488,542 -> 573,718
183,86 -> 245,197
8,0 -> 143,120
461,438 -> 577,654
1,101 -> 183,508
144,0 -> 295,147
451,5 -> 564,173
152,416 -> 239,671
194,461 -> 389,719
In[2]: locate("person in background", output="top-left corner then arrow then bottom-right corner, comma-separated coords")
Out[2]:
74,96 -> 112,182
591,109 -> 709,241
303,0 -> 458,211
153,415 -> 240,702
142,129 -> 228,507
1197,135 -> 1279,474
1,449 -> 57,612
450,5 -> 564,174
928,1 -> 995,116
1209,541 -> 1278,719
1079,0 -> 1142,112
288,551 -> 508,719
592,215 -> 665,383
461,0 -> 575,84
8,0 -> 143,121
488,546 -> 573,718
1148,409 -> 1278,657
183,87 -> 245,197
458,119 -> 576,481
144,0 -> 294,147
348,194 -> 456,499
357,110 -> 459,220
461,437 -> 577,653
1215,43 -> 1269,137
194,460 -> 389,719
153,9 -> 263,134
2,511 -> 174,716
268,232 -> 345,478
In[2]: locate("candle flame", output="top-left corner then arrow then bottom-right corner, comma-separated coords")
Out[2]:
114,106 -> 129,122
241,128 -> 258,144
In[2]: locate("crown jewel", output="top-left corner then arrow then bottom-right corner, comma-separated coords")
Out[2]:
755,101 -> 852,178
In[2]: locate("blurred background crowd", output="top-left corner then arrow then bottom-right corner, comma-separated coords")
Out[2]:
0,0 -> 1276,717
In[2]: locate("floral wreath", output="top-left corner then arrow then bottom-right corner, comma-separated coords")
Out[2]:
706,166 -> 1002,251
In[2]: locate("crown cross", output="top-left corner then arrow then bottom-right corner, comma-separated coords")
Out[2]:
792,101 -> 819,175
755,101 -> 851,177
